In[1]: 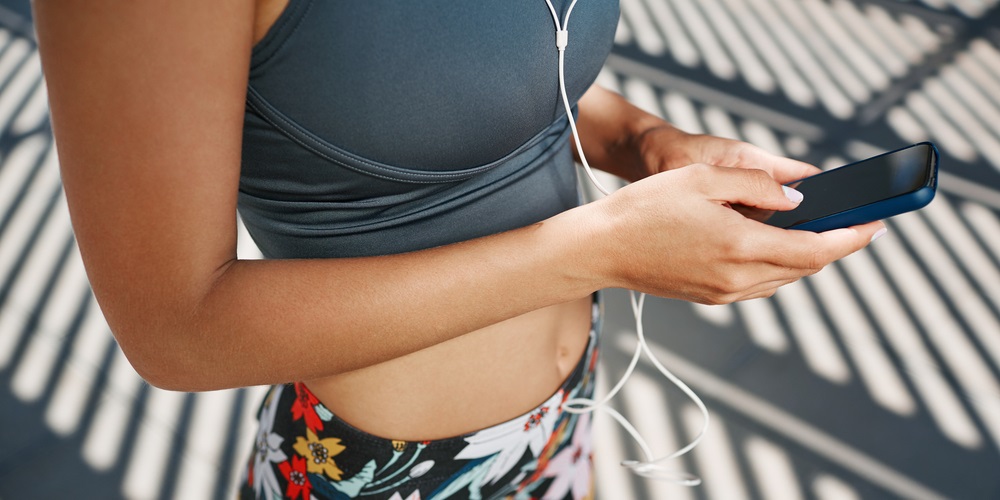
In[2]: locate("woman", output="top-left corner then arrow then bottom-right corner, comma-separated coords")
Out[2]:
33,0 -> 884,498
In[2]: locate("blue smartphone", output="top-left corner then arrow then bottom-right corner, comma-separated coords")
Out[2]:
763,142 -> 939,232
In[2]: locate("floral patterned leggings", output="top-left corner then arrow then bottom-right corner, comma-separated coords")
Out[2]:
239,298 -> 601,500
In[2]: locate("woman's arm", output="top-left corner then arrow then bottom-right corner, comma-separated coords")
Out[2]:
34,0 -> 604,391
35,0 -> 881,393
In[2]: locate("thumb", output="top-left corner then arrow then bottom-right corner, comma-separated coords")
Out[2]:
702,165 -> 803,211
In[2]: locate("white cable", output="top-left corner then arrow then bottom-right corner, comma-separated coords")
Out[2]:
543,0 -> 709,485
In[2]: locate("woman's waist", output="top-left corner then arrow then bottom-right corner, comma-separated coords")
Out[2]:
303,295 -> 598,441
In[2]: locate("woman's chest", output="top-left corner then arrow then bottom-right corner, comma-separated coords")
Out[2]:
248,0 -> 620,171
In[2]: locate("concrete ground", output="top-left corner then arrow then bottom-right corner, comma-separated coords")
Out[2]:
2,1 -> 999,499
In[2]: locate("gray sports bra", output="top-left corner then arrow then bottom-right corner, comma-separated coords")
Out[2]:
238,0 -> 620,258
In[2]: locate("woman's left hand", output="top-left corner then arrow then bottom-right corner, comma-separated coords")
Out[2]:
633,127 -> 820,221
574,86 -> 818,185
636,126 -> 820,184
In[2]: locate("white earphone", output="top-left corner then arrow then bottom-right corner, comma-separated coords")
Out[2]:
543,0 -> 709,485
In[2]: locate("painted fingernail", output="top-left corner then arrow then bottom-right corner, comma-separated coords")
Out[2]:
870,227 -> 888,243
782,186 -> 803,203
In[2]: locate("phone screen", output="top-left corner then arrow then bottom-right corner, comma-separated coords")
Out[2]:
764,143 -> 935,229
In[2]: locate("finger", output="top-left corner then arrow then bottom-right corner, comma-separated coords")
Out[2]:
698,165 -> 804,212
742,146 -> 821,184
766,157 -> 821,185
699,275 -> 799,305
725,274 -> 803,303
737,286 -> 786,302
755,220 -> 887,270
731,204 -> 774,222
748,275 -> 804,297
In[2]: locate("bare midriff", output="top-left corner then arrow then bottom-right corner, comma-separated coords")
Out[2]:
304,297 -> 594,441
251,0 -> 597,443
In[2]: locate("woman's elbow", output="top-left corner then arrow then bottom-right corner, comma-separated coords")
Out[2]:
112,323 -> 229,392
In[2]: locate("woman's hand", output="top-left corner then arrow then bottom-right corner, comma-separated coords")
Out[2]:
635,128 -> 822,221
573,84 -> 883,304
588,163 -> 884,304
636,126 -> 819,183
574,86 -> 819,185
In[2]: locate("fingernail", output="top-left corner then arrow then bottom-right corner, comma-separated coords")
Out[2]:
782,186 -> 803,203
870,227 -> 888,243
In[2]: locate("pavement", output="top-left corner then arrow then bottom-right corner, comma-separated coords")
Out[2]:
2,1 -> 1000,499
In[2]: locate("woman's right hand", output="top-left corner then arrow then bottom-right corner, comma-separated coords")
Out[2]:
589,163 -> 885,304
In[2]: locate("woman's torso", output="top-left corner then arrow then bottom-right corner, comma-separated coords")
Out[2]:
246,0 -> 618,440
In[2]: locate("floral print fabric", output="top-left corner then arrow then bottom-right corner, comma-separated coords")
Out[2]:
239,299 -> 601,500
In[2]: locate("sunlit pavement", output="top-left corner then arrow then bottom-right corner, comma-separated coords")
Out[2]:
2,1 -> 1000,499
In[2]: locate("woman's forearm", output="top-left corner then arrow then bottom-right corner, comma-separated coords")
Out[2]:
126,206 -> 609,392
34,1 -> 618,394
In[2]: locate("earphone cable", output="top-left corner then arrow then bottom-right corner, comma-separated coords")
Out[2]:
543,0 -> 709,485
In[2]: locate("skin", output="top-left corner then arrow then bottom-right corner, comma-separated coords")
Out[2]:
32,0 -> 884,441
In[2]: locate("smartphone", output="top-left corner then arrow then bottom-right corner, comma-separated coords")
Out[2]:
763,142 -> 939,232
